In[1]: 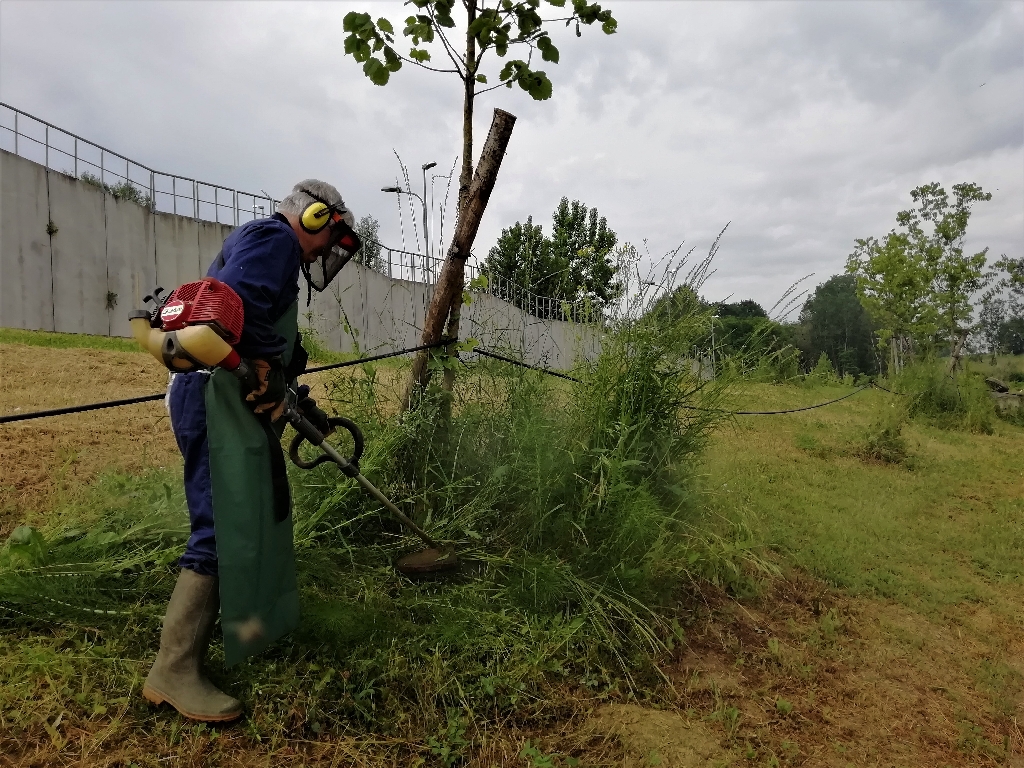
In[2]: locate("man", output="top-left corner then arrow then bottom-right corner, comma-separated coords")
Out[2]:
142,180 -> 357,722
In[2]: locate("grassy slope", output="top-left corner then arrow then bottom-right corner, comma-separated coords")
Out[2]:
1,331 -> 1023,765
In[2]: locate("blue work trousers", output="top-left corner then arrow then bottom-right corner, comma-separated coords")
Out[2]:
169,372 -> 218,576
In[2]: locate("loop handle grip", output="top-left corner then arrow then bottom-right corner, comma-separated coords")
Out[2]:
288,415 -> 364,472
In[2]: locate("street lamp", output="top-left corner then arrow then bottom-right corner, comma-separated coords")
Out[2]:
382,161 -> 437,282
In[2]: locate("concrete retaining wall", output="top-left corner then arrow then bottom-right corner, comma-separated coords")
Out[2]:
0,147 -> 601,369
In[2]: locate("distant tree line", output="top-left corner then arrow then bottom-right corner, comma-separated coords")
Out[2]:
482,197 -> 622,317
479,180 -> 1019,376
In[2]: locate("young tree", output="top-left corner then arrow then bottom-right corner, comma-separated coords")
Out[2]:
847,181 -> 993,372
846,231 -> 935,373
342,1 -> 618,401
342,1 -> 617,213
899,182 -> 992,349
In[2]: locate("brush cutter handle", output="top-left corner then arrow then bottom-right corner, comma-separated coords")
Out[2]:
284,406 -> 443,551
287,412 -> 364,473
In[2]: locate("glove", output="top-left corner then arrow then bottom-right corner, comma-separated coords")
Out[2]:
295,384 -> 333,436
244,357 -> 287,421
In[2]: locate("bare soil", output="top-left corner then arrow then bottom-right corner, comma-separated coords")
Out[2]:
0,342 -> 178,534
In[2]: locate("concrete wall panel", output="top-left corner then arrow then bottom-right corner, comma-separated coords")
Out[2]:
2,149 -> 600,366
154,214 -> 201,291
105,196 -> 156,336
198,221 -> 231,276
0,149 -> 53,330
48,170 -> 109,335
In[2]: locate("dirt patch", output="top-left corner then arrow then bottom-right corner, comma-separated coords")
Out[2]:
0,342 -> 178,531
666,574 -> 1023,767
587,704 -> 728,767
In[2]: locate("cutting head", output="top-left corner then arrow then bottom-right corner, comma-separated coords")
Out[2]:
394,546 -> 459,577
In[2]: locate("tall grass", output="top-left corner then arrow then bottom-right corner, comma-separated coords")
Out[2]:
0,242 -> 766,750
894,359 -> 996,433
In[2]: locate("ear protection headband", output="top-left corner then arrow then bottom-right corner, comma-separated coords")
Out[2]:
299,189 -> 346,234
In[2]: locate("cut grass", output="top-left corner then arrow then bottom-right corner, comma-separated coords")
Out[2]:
704,382 -> 1024,617
0,327 -> 144,353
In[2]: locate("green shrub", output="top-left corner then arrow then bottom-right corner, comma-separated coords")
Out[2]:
894,361 -> 995,434
79,172 -> 153,208
809,351 -> 838,384
860,401 -> 911,465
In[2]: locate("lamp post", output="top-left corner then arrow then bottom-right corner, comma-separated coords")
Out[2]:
382,159 -> 437,283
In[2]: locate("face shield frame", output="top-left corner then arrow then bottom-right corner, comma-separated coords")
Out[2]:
304,216 -> 362,293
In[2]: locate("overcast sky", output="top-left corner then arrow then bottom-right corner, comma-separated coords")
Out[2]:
1,1 -> 1021,313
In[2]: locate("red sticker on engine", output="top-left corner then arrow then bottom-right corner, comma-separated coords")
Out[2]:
161,301 -> 185,321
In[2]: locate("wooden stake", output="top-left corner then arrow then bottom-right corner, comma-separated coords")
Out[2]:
403,108 -> 517,409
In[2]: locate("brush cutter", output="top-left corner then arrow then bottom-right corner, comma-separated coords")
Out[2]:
129,278 -> 458,577
284,404 -> 457,575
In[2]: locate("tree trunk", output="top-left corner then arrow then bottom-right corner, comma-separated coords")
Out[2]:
446,0 -> 477,395
458,0 -> 477,217
402,108 -> 517,409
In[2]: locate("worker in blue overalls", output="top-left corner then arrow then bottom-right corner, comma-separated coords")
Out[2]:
143,180 -> 360,722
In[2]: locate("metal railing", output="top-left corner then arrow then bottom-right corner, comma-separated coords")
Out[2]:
359,242 -> 592,323
0,102 -> 276,226
0,101 -> 594,323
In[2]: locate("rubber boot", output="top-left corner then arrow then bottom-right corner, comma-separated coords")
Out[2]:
142,568 -> 243,722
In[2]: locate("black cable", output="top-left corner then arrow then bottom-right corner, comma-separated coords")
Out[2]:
0,340 -> 882,425
0,342 -> 456,428
0,394 -> 165,425
304,338 -> 453,375
471,348 -> 582,383
730,386 -> 870,415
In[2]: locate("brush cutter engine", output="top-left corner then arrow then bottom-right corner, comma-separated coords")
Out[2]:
129,279 -> 251,379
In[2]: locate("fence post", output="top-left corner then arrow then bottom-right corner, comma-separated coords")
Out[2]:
233,190 -> 238,226
194,181 -> 198,220
74,138 -> 78,178
172,177 -> 176,215
13,112 -> 17,155
45,125 -> 48,169
150,172 -> 155,212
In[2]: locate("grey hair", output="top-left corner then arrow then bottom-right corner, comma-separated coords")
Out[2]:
276,179 -> 354,226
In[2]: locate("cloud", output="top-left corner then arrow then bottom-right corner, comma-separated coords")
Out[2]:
1,0 -> 1020,310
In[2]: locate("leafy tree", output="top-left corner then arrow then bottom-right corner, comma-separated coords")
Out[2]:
978,256 -> 1024,355
482,197 -> 621,313
711,301 -> 768,359
796,275 -> 877,376
549,197 -> 619,304
717,300 -> 767,319
353,214 -> 384,272
847,181 -> 992,372
900,183 -> 992,348
342,1 -> 617,213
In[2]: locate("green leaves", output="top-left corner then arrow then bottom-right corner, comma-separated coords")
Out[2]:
342,11 -> 402,86
342,1 -> 615,100
536,34 -> 559,63
499,59 -> 553,100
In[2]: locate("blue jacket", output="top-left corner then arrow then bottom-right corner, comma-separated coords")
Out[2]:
208,213 -> 301,359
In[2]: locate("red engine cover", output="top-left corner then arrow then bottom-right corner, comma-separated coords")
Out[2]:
160,278 -> 244,346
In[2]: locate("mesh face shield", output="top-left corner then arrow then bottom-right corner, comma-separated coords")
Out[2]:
303,217 -> 362,293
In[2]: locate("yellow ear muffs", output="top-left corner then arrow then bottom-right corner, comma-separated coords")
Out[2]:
300,201 -> 332,233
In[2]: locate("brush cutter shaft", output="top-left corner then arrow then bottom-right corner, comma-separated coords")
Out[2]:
285,408 -> 442,551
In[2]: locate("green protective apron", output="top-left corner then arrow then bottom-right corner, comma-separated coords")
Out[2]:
205,301 -> 299,667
